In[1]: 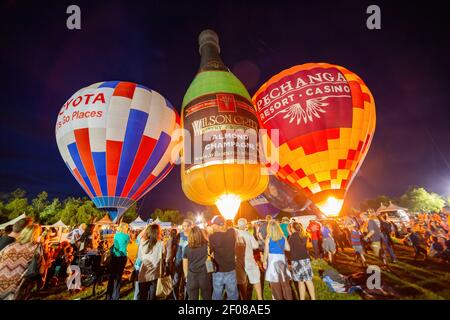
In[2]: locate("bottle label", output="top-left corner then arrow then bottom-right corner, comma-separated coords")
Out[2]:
183,93 -> 260,173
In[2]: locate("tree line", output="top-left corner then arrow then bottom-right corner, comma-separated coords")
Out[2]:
0,188 -> 218,227
0,186 -> 448,227
358,187 -> 449,213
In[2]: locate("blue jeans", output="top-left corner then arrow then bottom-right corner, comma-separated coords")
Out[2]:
381,233 -> 396,261
172,262 -> 186,300
106,256 -> 127,300
312,239 -> 321,259
138,280 -> 158,300
212,270 -> 238,300
133,281 -> 139,300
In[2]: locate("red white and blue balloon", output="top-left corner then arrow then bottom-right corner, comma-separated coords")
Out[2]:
55,81 -> 180,221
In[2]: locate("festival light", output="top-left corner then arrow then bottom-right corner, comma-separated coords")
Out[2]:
215,194 -> 241,220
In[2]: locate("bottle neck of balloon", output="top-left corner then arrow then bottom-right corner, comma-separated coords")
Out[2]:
199,43 -> 228,72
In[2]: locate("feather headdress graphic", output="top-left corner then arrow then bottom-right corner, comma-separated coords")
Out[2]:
281,96 -> 332,125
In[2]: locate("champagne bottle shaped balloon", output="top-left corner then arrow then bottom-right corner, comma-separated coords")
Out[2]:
181,30 -> 268,220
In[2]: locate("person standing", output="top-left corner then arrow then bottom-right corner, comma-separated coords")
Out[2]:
163,228 -> 179,300
133,227 -> 148,300
173,219 -> 193,300
287,222 -> 316,300
236,218 -> 263,300
321,222 -> 337,264
182,226 -> 212,300
280,217 -> 290,238
0,224 -> 46,300
0,217 -> 33,252
405,228 -> 428,261
258,215 -> 272,242
106,222 -> 130,300
68,223 -> 86,252
379,214 -> 397,263
209,215 -> 238,300
78,224 -> 100,253
138,224 -> 165,300
263,220 -> 292,300
350,223 -> 367,267
331,222 -> 347,252
306,219 -> 322,259
362,212 -> 383,259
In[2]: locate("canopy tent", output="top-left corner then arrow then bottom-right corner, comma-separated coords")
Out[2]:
376,204 -> 387,213
153,218 -> 172,228
51,220 -> 68,228
95,214 -> 115,225
129,216 -> 147,230
0,213 -> 27,230
377,202 -> 407,213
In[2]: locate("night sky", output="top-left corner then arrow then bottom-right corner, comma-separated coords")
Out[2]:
1,0 -> 449,217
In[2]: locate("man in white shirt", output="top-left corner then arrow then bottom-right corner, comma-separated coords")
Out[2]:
236,218 -> 263,300
68,223 -> 86,251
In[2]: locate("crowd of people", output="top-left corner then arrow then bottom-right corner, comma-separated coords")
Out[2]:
0,209 -> 449,300
128,215 -> 316,301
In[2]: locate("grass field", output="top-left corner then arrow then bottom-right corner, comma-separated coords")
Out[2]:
33,241 -> 450,300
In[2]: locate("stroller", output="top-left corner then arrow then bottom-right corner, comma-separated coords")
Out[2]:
78,250 -> 110,296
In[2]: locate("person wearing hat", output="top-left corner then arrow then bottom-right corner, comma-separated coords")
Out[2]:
235,218 -> 263,300
209,215 -> 238,300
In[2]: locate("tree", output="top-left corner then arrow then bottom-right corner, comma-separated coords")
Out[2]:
76,201 -> 103,224
59,197 -> 83,226
31,191 -> 50,222
0,201 -> 7,224
39,198 -> 63,225
10,188 -> 26,199
400,187 -> 446,213
360,195 -> 392,211
122,203 -> 138,223
151,208 -> 183,225
5,197 -> 32,220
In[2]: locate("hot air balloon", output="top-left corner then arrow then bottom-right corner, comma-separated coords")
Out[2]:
263,175 -> 310,213
248,194 -> 280,218
254,63 -> 376,216
181,30 -> 268,220
55,81 -> 180,221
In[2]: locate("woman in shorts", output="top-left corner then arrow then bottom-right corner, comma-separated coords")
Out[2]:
287,222 -> 316,300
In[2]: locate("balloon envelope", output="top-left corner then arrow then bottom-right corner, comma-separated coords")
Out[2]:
263,175 -> 311,213
253,63 -> 376,216
248,194 -> 279,218
56,81 -> 180,221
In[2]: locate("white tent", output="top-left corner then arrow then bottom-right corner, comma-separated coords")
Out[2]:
153,218 -> 172,228
376,204 -> 387,213
129,216 -> 147,230
0,213 -> 27,230
51,220 -> 68,229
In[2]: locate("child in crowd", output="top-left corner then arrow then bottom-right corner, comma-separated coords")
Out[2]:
350,223 -> 367,267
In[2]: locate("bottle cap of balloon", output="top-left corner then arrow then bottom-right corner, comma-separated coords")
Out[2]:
198,29 -> 220,54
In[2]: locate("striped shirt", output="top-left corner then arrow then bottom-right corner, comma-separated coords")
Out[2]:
351,230 -> 362,246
